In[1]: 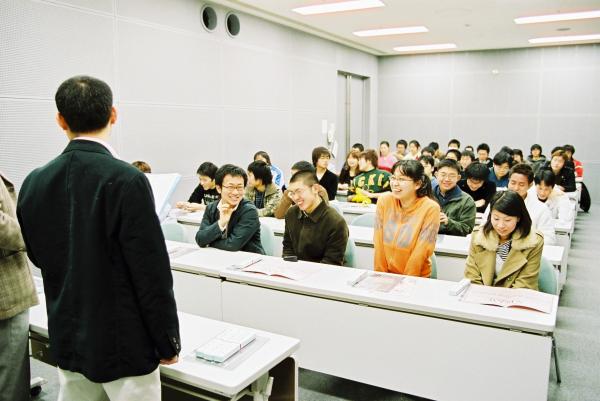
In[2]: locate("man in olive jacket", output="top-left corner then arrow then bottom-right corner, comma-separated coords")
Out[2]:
1,171 -> 39,401
17,76 -> 180,399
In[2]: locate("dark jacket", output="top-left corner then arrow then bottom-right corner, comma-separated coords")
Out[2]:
283,200 -> 349,265
541,161 -> 576,192
318,169 -> 339,201
527,155 -> 547,174
196,199 -> 264,254
487,168 -> 508,188
458,179 -> 496,213
17,140 -> 180,383
433,183 -> 476,237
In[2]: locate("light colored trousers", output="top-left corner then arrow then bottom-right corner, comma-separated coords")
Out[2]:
57,367 -> 161,401
0,309 -> 30,401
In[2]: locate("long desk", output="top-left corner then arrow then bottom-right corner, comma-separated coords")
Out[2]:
29,294 -> 300,401
166,246 -> 557,401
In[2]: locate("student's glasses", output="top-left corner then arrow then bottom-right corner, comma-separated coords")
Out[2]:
222,185 -> 245,192
390,176 -> 413,184
287,187 -> 310,199
437,173 -> 459,181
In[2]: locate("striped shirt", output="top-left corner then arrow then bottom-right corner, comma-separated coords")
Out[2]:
495,240 -> 512,276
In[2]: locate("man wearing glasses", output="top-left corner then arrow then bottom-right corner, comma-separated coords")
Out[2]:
196,164 -> 265,254
433,159 -> 477,237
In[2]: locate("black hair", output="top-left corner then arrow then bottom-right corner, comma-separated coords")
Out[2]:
483,190 -> 532,238
396,139 -> 408,147
380,140 -> 390,147
509,163 -> 534,184
437,158 -> 461,174
253,151 -> 272,165
421,146 -> 435,156
55,75 -> 113,133
530,144 -> 542,152
196,162 -> 218,179
465,162 -> 489,181
513,149 -> 523,159
493,151 -> 513,166
352,143 -> 365,152
477,143 -> 490,153
312,146 -> 331,166
500,146 -> 514,156
428,142 -> 439,151
461,150 -> 475,161
409,139 -> 420,148
215,164 -> 248,187
420,155 -> 435,167
445,149 -> 462,161
563,144 -> 575,155
291,160 -> 315,173
391,160 -> 433,198
289,170 -> 319,186
464,145 -> 474,152
448,139 -> 461,148
247,160 -> 273,185
534,168 -> 556,187
551,146 -> 564,155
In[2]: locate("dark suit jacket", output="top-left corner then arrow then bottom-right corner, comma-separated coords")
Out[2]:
17,139 -> 180,383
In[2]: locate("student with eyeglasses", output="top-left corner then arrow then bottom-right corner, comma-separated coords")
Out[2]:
282,170 -> 348,265
374,160 -> 440,277
195,164 -> 264,254
433,159 -> 477,237
274,161 -> 329,219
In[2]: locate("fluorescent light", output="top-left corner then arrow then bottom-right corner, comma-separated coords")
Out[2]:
353,26 -> 428,37
529,34 -> 600,44
515,10 -> 600,24
393,43 -> 457,52
292,0 -> 385,16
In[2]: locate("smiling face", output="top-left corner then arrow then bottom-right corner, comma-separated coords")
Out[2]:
491,209 -> 519,240
390,172 -> 419,203
409,143 -> 419,155
217,174 -> 245,207
436,166 -> 459,193
347,155 -> 359,169
287,181 -> 318,211
508,173 -> 531,199
420,160 -> 432,177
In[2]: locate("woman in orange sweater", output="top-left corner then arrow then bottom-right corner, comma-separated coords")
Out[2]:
374,160 -> 441,277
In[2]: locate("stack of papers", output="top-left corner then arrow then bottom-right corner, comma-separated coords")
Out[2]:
195,328 -> 256,363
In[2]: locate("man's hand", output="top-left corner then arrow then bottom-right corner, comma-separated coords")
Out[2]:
440,212 -> 449,225
160,355 -> 178,365
218,203 -> 234,230
175,201 -> 188,209
184,202 -> 204,212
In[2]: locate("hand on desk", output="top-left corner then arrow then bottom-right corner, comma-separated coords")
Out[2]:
176,201 -> 205,212
160,355 -> 178,365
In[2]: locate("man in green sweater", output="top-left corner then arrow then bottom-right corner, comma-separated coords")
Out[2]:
433,159 -> 476,236
283,171 -> 349,265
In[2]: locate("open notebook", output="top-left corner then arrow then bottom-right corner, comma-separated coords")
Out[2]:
230,258 -> 321,281
460,284 -> 555,314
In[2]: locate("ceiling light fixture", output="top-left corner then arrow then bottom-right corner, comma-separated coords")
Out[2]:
393,43 -> 457,52
292,0 -> 385,16
515,10 -> 600,24
528,33 -> 600,44
353,26 -> 428,37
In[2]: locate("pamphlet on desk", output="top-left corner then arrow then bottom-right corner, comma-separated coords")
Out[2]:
195,328 -> 257,363
229,258 -> 321,281
460,284 -> 555,314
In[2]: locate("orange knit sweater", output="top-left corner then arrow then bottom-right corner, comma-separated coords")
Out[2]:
374,193 -> 440,277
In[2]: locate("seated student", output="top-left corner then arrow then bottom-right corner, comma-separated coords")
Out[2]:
421,146 -> 435,159
460,150 -> 475,171
476,143 -> 493,168
512,149 -> 524,164
374,160 -> 440,277
196,164 -> 264,254
482,163 -> 556,244
275,161 -> 329,219
352,143 -> 364,152
428,141 -> 443,161
131,160 -> 151,173
420,155 -> 435,179
444,149 -> 461,162
338,149 -> 360,190
378,140 -> 397,172
176,162 -> 220,211
433,159 -> 476,236
488,151 -> 512,188
348,149 -> 391,203
563,144 -> 583,178
244,160 -> 283,217
464,191 -> 543,290
254,151 -> 285,188
543,149 -> 576,192
448,139 -> 461,150
527,144 -> 547,174
394,139 -> 407,160
312,146 -> 338,200
531,169 -> 574,224
404,140 -> 421,160
458,162 -> 496,213
464,145 -> 474,153
282,171 -> 349,265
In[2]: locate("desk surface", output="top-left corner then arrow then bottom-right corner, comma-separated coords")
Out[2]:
29,295 -> 299,397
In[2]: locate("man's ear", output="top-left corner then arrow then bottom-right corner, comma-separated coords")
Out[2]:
56,113 -> 69,131
109,106 -> 117,125
216,185 -> 222,194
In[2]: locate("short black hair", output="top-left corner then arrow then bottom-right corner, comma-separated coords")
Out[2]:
563,144 -> 575,154
509,163 -> 534,184
493,151 -> 513,166
253,151 -> 272,165
380,140 -> 390,147
464,145 -> 474,152
312,146 -> 331,166
461,150 -> 475,161
477,143 -> 490,153
500,146 -> 514,156
291,160 -> 315,173
289,170 -> 319,186
396,139 -> 408,147
196,161 -> 218,179
420,155 -> 435,167
215,164 -> 247,187
484,191 -> 532,238
421,146 -> 435,156
55,75 -> 113,133
247,160 -> 273,185
352,143 -> 365,152
428,142 -> 439,151
409,139 -> 420,148
448,139 -> 461,148
530,144 -> 542,152
392,160 -> 433,199
445,149 -> 462,161
464,162 -> 489,181
513,149 -> 524,159
534,168 -> 556,187
437,158 -> 461,174
551,146 -> 564,154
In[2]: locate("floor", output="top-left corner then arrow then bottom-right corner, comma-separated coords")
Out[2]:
29,206 -> 599,401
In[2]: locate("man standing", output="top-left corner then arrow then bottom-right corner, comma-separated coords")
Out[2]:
1,172 -> 39,401
17,76 -> 180,400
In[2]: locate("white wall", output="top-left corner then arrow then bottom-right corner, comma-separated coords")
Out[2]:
378,45 -> 600,199
0,0 -> 378,201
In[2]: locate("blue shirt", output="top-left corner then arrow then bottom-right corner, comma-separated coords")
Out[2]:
488,168 -> 508,188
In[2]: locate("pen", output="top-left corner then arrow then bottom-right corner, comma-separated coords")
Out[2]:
229,257 -> 263,270
347,271 -> 369,287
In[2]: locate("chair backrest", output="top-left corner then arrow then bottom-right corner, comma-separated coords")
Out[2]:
430,253 -> 438,279
260,222 -> 276,256
351,213 -> 375,228
538,257 -> 559,295
329,202 -> 344,217
161,222 -> 185,242
343,238 -> 357,268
